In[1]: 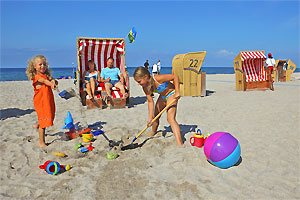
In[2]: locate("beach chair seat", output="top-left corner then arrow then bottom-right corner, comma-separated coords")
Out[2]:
83,81 -> 129,109
234,51 -> 272,91
76,37 -> 129,109
95,82 -> 129,108
85,94 -> 103,109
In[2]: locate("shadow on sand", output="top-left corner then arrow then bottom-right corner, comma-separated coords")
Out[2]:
0,108 -> 35,120
127,96 -> 147,108
163,124 -> 198,142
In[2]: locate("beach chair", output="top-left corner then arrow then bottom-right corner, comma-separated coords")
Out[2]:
234,50 -> 272,91
172,51 -> 206,97
76,37 -> 129,109
274,59 -> 297,82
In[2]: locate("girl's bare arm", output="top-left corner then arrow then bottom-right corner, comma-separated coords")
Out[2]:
38,77 -> 55,89
143,86 -> 155,122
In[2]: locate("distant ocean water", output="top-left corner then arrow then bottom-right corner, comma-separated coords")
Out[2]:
1,67 -> 299,81
0,68 -> 76,81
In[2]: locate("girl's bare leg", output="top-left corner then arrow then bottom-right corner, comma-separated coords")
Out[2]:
166,97 -> 183,146
90,78 -> 96,98
150,98 -> 165,136
38,127 -> 47,148
85,82 -> 93,99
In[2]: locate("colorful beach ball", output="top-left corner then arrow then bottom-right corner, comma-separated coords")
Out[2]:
204,132 -> 241,169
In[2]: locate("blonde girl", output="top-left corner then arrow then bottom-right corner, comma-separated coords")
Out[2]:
26,55 -> 57,148
133,66 -> 183,146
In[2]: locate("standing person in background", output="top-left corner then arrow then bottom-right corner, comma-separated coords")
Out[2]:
144,60 -> 149,71
265,53 -> 276,91
26,55 -> 57,148
152,63 -> 158,74
157,59 -> 161,74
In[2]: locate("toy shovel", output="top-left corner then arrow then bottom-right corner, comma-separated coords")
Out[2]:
131,98 -> 177,144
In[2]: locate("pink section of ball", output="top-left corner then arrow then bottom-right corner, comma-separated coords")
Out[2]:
204,132 -> 226,159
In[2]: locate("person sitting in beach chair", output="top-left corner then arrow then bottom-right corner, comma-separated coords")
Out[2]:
100,57 -> 128,101
83,60 -> 101,100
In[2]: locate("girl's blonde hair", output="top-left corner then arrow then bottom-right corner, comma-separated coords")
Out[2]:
133,66 -> 155,93
26,55 -> 52,80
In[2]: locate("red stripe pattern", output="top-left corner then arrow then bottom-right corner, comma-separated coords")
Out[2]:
78,39 -> 125,73
241,51 -> 266,82
78,38 -> 126,99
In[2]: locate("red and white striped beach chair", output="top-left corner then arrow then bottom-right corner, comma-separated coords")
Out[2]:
234,50 -> 272,91
76,37 -> 129,109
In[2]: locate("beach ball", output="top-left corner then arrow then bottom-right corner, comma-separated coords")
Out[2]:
204,132 -> 241,169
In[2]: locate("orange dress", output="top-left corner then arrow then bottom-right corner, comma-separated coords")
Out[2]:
33,74 -> 56,128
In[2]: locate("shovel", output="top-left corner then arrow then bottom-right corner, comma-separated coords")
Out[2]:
131,98 -> 177,144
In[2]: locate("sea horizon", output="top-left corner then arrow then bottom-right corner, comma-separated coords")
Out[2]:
1,66 -> 299,82
0,66 -> 236,81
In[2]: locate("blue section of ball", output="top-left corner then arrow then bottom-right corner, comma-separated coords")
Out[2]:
210,143 -> 241,169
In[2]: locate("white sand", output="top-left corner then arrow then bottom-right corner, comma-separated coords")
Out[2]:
0,73 -> 299,199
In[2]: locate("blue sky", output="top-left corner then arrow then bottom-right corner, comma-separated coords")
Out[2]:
1,0 -> 299,68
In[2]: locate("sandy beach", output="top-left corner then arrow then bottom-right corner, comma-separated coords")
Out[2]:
0,73 -> 299,199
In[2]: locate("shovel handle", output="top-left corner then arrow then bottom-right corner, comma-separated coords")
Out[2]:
131,98 -> 177,143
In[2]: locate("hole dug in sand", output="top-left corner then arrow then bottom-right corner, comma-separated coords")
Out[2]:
104,131 -> 143,152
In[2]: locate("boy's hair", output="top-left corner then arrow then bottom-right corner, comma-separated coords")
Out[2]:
25,55 -> 52,80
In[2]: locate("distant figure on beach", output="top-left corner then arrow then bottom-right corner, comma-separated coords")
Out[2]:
152,63 -> 158,74
265,53 -> 276,90
283,62 -> 288,71
157,59 -> 161,74
133,66 -> 183,147
83,60 -> 101,100
144,60 -> 149,70
277,61 -> 286,82
100,57 -> 128,100
123,65 -> 129,85
26,55 -> 57,148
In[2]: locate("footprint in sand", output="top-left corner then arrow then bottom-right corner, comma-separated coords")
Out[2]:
23,135 -> 34,142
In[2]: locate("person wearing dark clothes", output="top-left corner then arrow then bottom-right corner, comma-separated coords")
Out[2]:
144,60 -> 149,70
